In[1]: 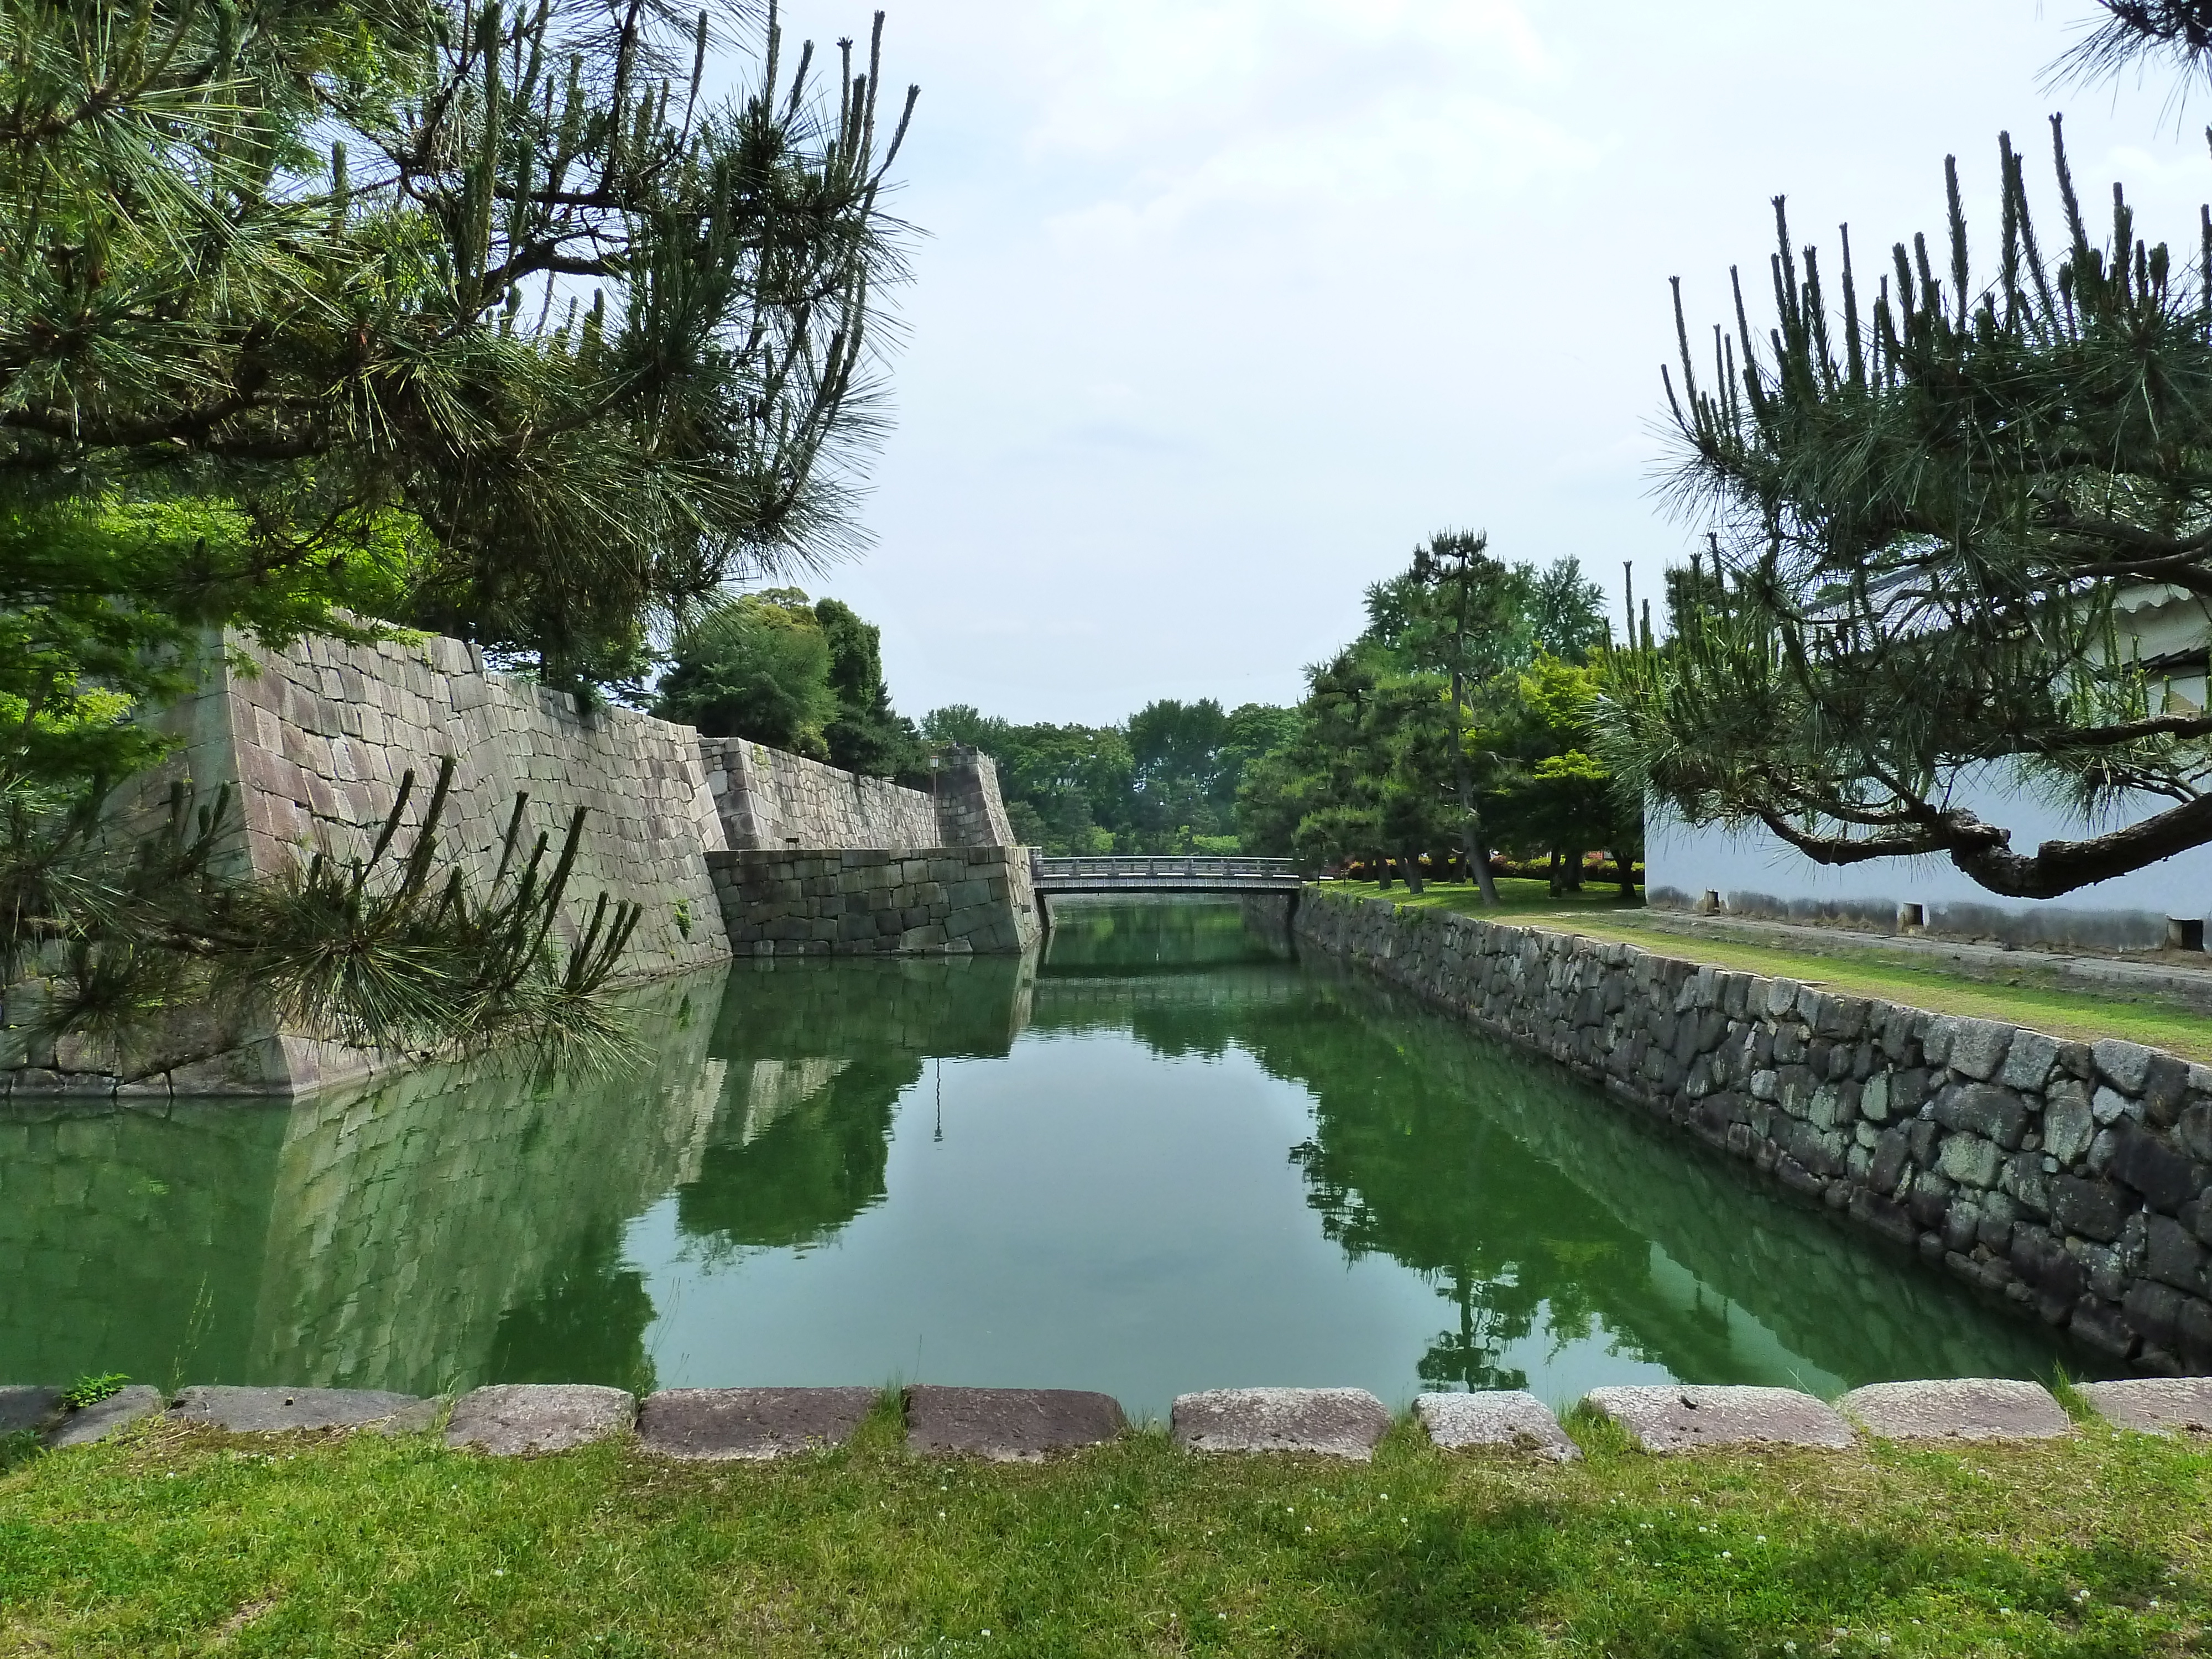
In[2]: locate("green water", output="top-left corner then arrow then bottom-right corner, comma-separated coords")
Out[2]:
0,901 -> 2084,1418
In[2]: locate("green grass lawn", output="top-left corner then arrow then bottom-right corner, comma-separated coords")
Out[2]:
1318,880 -> 2212,1063
1,1403 -> 2206,1656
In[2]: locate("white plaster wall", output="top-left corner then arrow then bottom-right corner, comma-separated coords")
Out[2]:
1649,768 -> 2212,948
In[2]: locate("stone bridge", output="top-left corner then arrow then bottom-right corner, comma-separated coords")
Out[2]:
1030,855 -> 1304,904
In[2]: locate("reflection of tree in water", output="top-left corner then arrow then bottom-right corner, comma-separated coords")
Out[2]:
487,1217 -> 658,1395
673,1056 -> 915,1258
1042,900 -> 1291,974
1117,979 -> 1669,1391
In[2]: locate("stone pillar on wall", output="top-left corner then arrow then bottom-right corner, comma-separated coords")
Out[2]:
932,747 -> 1017,848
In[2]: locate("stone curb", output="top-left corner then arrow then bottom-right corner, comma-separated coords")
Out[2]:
2075,1378 -> 2212,1434
1837,1379 -> 2073,1442
639,1387 -> 878,1461
168,1386 -> 440,1435
1415,1391 -> 1579,1459
445,1385 -> 637,1455
1584,1386 -> 1856,1453
0,1386 -> 64,1437
1171,1389 -> 1391,1460
45,1386 -> 166,1449
904,1386 -> 1128,1462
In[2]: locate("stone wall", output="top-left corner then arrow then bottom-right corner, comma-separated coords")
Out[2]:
700,737 -> 940,851
1297,889 -> 2212,1375
933,749 -> 1016,848
699,739 -> 1011,852
6,629 -> 732,1098
709,847 -> 1040,957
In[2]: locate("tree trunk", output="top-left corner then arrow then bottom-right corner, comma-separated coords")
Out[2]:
1546,848 -> 1562,895
1451,664 -> 1501,906
1376,853 -> 1393,891
1617,850 -> 1637,900
1402,849 -> 1425,895
1563,848 -> 1584,892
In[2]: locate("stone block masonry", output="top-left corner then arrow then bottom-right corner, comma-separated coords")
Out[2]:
1296,890 -> 2212,1376
3,624 -> 1032,1097
700,738 -> 1011,852
708,847 -> 1040,956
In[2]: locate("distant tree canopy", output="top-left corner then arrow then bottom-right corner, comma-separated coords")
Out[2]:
1235,544 -> 1637,894
656,590 -> 921,775
919,700 -> 1293,855
1602,117 -> 2212,899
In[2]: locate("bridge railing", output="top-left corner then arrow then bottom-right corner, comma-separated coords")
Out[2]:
1032,855 -> 1300,882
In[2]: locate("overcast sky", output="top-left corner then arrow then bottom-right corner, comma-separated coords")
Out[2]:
748,1 -> 2212,725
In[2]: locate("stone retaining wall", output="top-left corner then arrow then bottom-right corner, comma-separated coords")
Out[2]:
698,739 -> 1012,852
1296,890 -> 2212,1375
4,631 -> 733,1098
708,847 -> 1041,956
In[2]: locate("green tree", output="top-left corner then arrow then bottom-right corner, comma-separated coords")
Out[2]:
1606,121 -> 2212,897
4,0 -> 916,697
814,599 -> 922,778
655,590 -> 839,758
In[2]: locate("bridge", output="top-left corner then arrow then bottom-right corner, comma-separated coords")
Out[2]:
1030,854 -> 1306,900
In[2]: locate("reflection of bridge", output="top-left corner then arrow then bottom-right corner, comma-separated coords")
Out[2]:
1032,855 -> 1305,901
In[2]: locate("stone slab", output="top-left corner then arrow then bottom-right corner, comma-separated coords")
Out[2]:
639,1387 -> 878,1460
45,1385 -> 166,1449
168,1386 -> 437,1434
445,1385 -> 635,1455
1583,1386 -> 1855,1453
903,1386 -> 1126,1461
1414,1391 -> 1579,1460
2076,1378 -> 2212,1434
1838,1379 -> 2073,1442
1170,1388 -> 1391,1460
0,1387 -> 62,1436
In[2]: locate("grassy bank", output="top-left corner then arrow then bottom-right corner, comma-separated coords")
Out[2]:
1,1402 -> 2207,1655
1319,881 -> 2212,1063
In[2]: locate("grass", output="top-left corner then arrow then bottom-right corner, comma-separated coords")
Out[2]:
1,1404 -> 2208,1655
1321,880 -> 2212,1062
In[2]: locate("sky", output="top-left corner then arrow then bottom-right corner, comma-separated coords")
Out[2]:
737,1 -> 2212,725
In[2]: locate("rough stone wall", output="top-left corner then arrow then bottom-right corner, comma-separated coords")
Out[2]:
5,629 -> 731,1098
933,749 -> 1017,848
700,737 -> 941,851
1297,890 -> 2212,1375
699,740 -> 1014,852
0,970 -> 729,1394
708,847 -> 1040,956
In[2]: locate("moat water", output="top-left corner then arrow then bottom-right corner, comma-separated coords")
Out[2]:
0,901 -> 2080,1418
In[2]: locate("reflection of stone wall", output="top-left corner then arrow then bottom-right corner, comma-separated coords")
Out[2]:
1317,972 -> 2063,1387
0,970 -> 731,1394
708,847 -> 1040,956
1299,890 -> 2212,1377
710,954 -> 1033,1061
0,1100 -> 290,1387
244,969 -> 730,1394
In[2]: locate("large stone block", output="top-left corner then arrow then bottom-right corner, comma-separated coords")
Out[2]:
168,1386 -> 437,1434
904,1386 -> 1126,1460
445,1384 -> 635,1455
2078,1377 -> 2212,1434
1838,1379 -> 2072,1442
1415,1391 -> 1578,1459
1583,1385 -> 1854,1453
46,1385 -> 166,1448
1170,1388 -> 1390,1459
638,1387 -> 877,1460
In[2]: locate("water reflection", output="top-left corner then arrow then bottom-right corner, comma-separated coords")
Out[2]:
0,902 -> 2097,1407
